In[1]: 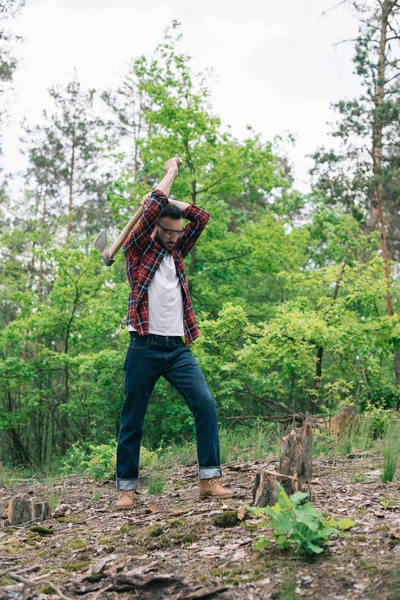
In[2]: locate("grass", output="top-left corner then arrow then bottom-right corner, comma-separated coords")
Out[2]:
219,424 -> 278,464
381,423 -> 400,483
147,473 -> 166,494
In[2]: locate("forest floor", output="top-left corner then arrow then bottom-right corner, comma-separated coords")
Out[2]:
1,453 -> 400,600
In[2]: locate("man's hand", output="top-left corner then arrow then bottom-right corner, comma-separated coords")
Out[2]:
164,156 -> 183,174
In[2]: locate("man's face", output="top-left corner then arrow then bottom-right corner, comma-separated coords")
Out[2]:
155,216 -> 184,251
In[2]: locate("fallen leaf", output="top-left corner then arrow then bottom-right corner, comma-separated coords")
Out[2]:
237,505 -> 249,521
389,529 -> 400,540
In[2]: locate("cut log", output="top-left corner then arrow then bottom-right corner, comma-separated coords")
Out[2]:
252,420 -> 313,507
7,495 -> 51,525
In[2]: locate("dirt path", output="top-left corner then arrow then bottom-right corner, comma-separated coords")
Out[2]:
1,455 -> 400,599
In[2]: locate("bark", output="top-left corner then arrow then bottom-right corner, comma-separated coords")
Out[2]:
252,421 -> 313,507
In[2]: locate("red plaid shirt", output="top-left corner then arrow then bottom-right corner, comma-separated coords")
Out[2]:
123,189 -> 210,345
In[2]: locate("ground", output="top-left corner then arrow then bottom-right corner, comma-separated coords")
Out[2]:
1,454 -> 400,600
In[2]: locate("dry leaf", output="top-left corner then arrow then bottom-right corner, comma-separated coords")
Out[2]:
237,505 -> 249,521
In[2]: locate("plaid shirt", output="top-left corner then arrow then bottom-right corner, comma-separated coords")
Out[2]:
123,189 -> 210,345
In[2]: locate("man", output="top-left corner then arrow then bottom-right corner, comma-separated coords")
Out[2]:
115,157 -> 232,509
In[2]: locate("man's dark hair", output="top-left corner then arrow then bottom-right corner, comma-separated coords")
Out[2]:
159,205 -> 182,220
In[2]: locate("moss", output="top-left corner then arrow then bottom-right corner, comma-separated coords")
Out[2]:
41,584 -> 55,594
148,526 -> 165,537
64,561 -> 90,572
0,576 -> 14,586
57,516 -> 83,523
168,518 -> 185,528
240,522 -> 259,532
86,573 -> 105,583
30,525 -> 54,536
120,525 -> 136,533
65,538 -> 87,550
212,511 -> 240,528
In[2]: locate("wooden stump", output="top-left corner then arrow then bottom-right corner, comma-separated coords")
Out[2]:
279,420 -> 312,494
7,495 -> 51,525
252,420 -> 313,507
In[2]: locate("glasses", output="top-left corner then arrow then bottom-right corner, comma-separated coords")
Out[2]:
157,223 -> 185,239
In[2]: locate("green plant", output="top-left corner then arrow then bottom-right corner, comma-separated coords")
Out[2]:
83,442 -> 117,481
353,473 -> 366,483
251,483 -> 354,555
363,400 -> 394,439
337,436 -> 352,457
381,423 -> 400,483
60,442 -> 88,476
147,473 -> 165,495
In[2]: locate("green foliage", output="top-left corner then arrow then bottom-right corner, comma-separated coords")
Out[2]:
381,422 -> 400,483
2,20 -> 400,471
147,474 -> 166,495
83,442 -> 117,481
252,483 -> 354,555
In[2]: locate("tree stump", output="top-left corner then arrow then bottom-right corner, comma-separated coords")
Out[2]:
252,420 -> 313,507
7,495 -> 51,525
279,420 -> 312,495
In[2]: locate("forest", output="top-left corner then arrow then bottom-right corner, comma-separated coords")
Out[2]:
1,2 -> 400,598
2,2 -> 400,468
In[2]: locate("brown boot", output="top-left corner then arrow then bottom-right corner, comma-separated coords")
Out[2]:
115,489 -> 136,509
199,478 -> 233,499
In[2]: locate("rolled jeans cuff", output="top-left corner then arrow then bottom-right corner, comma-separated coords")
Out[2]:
198,466 -> 222,480
116,478 -> 138,490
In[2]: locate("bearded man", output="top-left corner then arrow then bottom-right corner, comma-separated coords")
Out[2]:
115,157 -> 232,509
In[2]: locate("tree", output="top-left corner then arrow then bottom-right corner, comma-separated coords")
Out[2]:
311,0 -> 400,386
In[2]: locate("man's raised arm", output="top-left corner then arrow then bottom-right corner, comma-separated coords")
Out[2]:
123,157 -> 181,259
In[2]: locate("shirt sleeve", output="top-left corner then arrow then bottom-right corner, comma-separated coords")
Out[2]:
176,203 -> 210,258
123,189 -> 168,259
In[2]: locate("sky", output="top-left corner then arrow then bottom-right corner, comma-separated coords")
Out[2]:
4,0 -> 361,192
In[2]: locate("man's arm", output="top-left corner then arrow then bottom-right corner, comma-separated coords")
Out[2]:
175,203 -> 210,258
123,158 -> 181,259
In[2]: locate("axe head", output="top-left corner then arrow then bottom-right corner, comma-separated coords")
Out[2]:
94,229 -> 115,267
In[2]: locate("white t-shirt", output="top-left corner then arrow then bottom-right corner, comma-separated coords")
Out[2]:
128,253 -> 184,336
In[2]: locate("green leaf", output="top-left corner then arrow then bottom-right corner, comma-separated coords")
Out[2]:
337,518 -> 356,531
305,542 -> 324,555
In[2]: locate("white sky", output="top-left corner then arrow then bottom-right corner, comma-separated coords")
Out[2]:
3,0 -> 360,192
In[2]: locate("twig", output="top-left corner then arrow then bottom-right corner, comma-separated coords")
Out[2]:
50,583 -> 74,600
90,584 -> 113,600
8,572 -> 33,585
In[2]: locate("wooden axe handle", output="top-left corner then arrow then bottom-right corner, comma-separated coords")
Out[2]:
108,206 -> 144,259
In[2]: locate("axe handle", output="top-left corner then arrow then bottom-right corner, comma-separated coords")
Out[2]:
109,206 -> 144,259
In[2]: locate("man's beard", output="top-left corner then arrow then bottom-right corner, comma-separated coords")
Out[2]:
155,232 -> 173,252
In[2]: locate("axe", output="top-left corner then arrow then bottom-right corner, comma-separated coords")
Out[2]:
94,157 -> 183,266
94,205 -> 144,267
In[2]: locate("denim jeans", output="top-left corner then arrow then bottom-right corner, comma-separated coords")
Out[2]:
116,332 -> 222,490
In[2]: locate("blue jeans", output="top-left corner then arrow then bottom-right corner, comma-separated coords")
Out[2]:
116,332 -> 222,490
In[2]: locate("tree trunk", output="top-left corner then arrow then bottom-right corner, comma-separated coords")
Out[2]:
371,1 -> 400,385
66,142 -> 75,246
